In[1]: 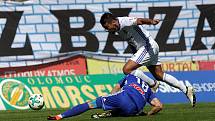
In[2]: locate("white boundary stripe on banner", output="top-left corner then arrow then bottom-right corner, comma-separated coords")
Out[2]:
0,97 -> 6,110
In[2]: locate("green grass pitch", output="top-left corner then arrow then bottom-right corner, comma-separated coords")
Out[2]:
0,103 -> 214,121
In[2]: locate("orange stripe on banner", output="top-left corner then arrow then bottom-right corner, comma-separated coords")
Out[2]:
10,85 -> 23,105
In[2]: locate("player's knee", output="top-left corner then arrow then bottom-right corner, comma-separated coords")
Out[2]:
154,72 -> 164,81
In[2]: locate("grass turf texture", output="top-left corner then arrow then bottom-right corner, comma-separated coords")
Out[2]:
0,103 -> 214,121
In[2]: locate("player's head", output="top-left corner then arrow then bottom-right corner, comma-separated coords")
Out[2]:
100,12 -> 120,32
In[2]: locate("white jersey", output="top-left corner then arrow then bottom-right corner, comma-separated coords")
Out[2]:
117,17 -> 157,53
117,17 -> 160,66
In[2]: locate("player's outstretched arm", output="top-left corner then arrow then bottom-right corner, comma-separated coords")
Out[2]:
136,18 -> 160,25
147,98 -> 163,115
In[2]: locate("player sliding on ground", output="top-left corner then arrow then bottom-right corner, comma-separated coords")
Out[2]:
100,12 -> 196,107
47,74 -> 163,120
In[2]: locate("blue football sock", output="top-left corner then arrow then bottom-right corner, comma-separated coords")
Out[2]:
61,103 -> 90,118
60,97 -> 103,118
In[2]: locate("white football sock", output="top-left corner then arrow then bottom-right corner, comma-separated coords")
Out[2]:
163,73 -> 187,93
131,70 -> 156,87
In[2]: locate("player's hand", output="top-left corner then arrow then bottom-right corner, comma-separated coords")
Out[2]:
151,19 -> 160,25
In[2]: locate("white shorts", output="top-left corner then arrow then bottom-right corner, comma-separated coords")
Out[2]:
130,41 -> 161,66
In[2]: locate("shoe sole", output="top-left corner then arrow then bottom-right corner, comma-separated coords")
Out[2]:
192,93 -> 196,107
186,86 -> 197,107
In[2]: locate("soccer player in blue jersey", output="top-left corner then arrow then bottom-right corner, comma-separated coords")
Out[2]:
47,74 -> 163,120
100,12 -> 196,107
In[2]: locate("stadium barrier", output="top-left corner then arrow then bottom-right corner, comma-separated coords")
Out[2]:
0,71 -> 215,110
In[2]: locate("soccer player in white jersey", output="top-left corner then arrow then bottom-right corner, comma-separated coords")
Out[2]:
100,12 -> 196,107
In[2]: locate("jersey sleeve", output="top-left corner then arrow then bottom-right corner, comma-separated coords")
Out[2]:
118,17 -> 137,29
118,76 -> 127,88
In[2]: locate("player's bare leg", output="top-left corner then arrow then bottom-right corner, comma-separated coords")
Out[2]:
123,60 -> 141,75
123,60 -> 159,91
147,65 -> 196,107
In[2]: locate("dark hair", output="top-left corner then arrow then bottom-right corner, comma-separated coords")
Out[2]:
100,12 -> 116,29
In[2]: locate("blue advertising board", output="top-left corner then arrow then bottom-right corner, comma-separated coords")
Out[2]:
150,71 -> 215,104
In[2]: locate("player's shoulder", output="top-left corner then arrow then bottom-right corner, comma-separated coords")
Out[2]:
117,16 -> 128,23
118,16 -> 137,21
117,16 -> 129,19
126,74 -> 137,80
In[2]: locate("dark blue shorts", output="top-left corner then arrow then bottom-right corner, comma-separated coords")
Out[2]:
100,90 -> 142,116
99,87 -> 156,116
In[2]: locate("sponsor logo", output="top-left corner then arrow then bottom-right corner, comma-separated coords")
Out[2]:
129,83 -> 145,94
158,80 -> 192,93
193,82 -> 215,92
0,79 -> 32,109
87,58 -> 199,74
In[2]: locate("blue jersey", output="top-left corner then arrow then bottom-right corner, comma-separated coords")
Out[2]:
119,74 -> 154,111
100,74 -> 156,116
